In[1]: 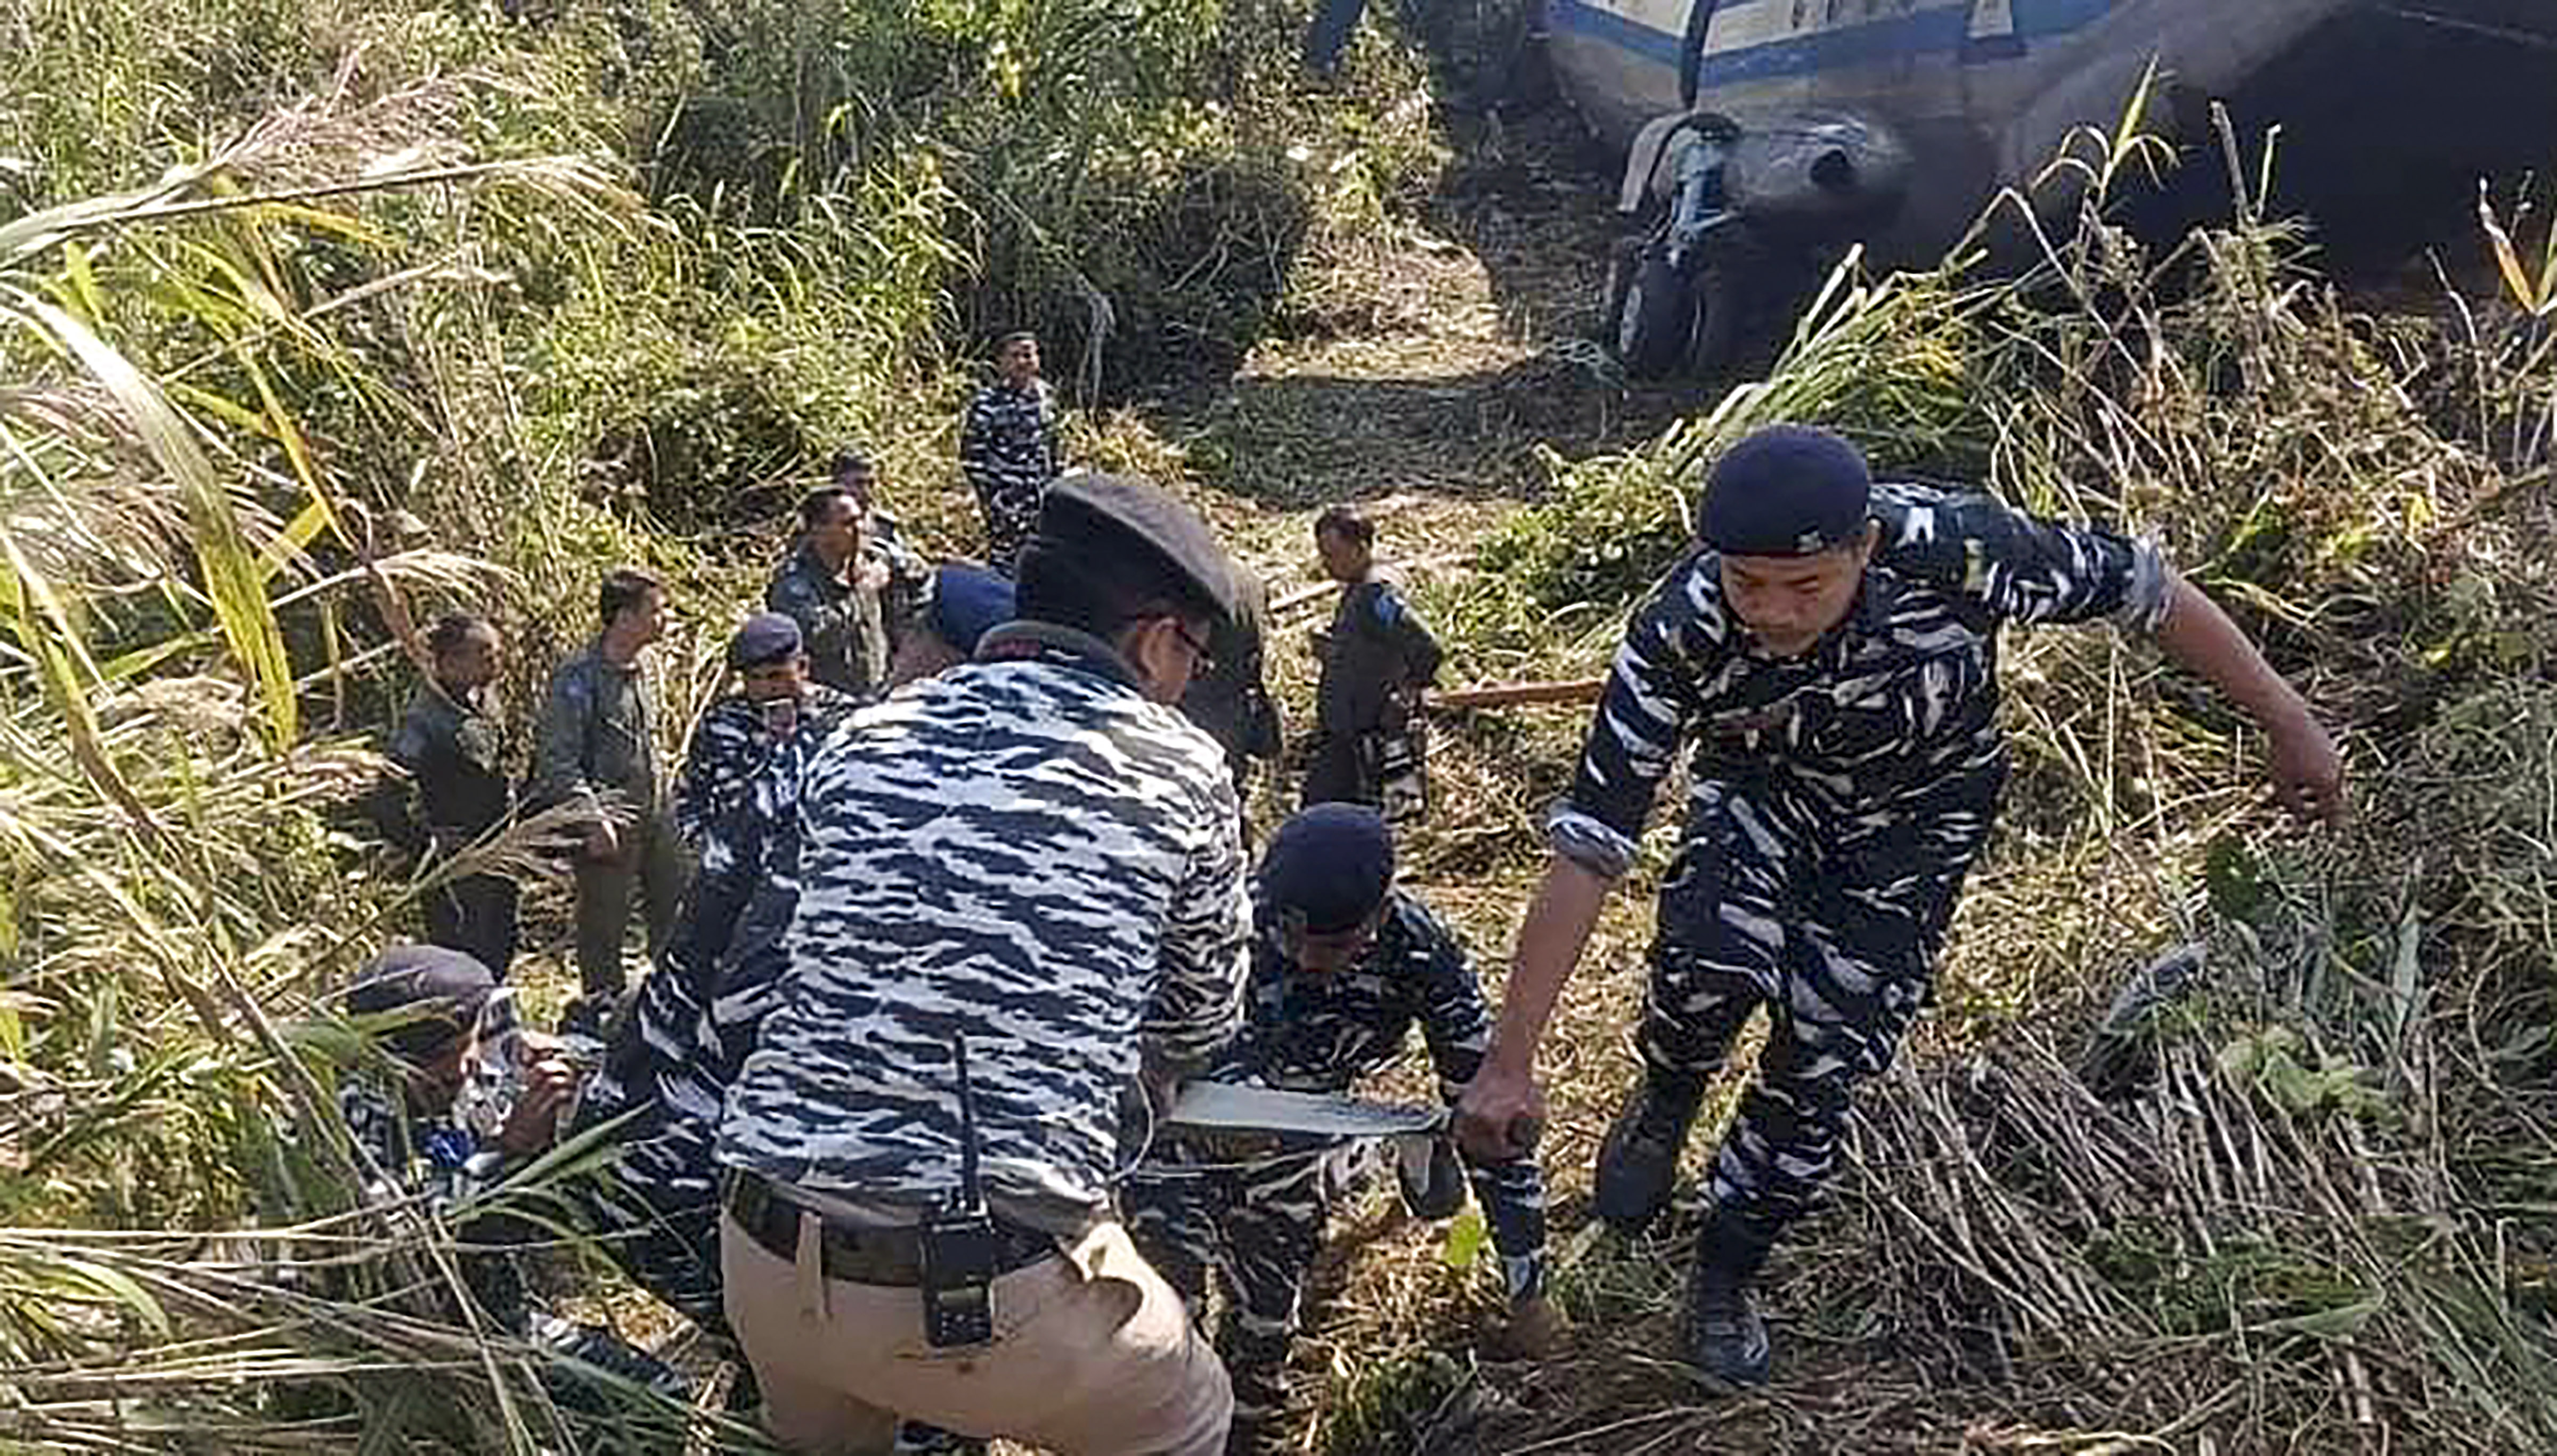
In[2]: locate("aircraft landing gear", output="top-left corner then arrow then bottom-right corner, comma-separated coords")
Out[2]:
1605,238 -> 1745,381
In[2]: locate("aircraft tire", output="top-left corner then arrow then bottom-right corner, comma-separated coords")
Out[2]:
1614,251 -> 1693,380
1598,236 -> 1641,341
1683,262 -> 1741,378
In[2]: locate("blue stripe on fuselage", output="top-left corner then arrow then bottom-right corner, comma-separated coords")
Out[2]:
1546,0 -> 2121,82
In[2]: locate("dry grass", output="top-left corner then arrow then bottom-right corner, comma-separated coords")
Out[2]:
6,3 -> 2556,1450
1148,101 -> 2557,1456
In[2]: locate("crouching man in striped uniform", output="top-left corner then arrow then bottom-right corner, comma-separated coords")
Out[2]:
715,475 -> 1251,1455
1454,426 -> 2345,1387
1123,805 -> 1554,1454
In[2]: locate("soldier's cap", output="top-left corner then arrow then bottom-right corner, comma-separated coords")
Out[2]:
1261,804 -> 1395,936
1698,424 -> 1874,558
1033,472 -> 1240,626
347,944 -> 494,1060
929,565 -> 1015,656
729,611 -> 803,669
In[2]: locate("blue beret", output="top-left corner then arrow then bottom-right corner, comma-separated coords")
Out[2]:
1260,805 -> 1395,935
730,611 -> 803,668
931,565 -> 1015,656
1698,425 -> 1873,558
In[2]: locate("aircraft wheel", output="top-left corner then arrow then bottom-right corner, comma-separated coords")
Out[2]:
1614,251 -> 1693,380
1599,236 -> 1642,341
1684,261 -> 1741,378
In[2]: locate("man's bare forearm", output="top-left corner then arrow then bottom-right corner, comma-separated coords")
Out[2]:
2152,572 -> 2315,732
1485,854 -> 1612,1077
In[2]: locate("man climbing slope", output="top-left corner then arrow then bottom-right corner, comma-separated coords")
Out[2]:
1454,426 -> 2344,1387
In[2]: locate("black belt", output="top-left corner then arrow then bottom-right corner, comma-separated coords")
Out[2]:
721,1171 -> 1057,1288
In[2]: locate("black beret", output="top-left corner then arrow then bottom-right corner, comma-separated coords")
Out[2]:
347,944 -> 494,1059
1260,804 -> 1395,935
1698,425 -> 1873,558
1035,473 -> 1240,625
730,611 -> 803,668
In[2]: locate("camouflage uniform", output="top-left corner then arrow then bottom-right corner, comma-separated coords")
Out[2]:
958,379 -> 1062,573
1122,889 -> 1547,1435
532,641 -> 683,1001
1561,481 -> 2171,1238
338,1058 -> 686,1406
671,683 -> 862,864
1305,573 -> 1443,807
766,538 -> 917,701
368,683 -> 518,975
715,620 -> 1248,1451
575,680 -> 1016,1439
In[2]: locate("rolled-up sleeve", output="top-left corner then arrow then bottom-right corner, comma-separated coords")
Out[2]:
1547,559 -> 1722,880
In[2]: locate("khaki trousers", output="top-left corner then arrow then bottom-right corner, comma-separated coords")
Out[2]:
720,1211 -> 1232,1456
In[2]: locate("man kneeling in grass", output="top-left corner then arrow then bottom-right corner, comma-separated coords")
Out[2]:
1125,805 -> 1554,1456
1454,425 -> 2344,1387
339,945 -> 685,1409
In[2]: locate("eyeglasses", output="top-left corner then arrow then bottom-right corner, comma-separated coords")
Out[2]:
1149,615 -> 1214,673
1170,620 -> 1215,672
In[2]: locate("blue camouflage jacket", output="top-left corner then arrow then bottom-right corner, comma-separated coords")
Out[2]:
1552,480 -> 2171,879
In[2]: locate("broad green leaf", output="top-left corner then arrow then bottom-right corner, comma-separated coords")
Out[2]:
0,522 -> 166,840
1440,1204 -> 1487,1271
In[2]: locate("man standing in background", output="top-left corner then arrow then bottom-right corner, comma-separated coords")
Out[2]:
768,476 -> 896,701
1305,505 -> 1444,809
368,613 -> 519,977
534,568 -> 684,1040
959,331 -> 1063,574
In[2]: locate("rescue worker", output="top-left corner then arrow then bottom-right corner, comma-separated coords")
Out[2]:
1123,805 -> 1554,1454
829,450 -> 935,649
1453,426 -> 2346,1386
958,331 -> 1063,574
567,572 -> 1014,1428
768,477 -> 896,700
532,568 -> 683,1039
338,945 -> 684,1408
1178,568 -> 1283,833
671,613 -> 861,862
367,614 -> 518,976
715,475 -> 1247,1455
1304,505 -> 1443,808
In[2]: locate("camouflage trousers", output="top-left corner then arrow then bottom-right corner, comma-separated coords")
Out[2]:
1122,1144 -> 1352,1432
972,475 -> 1046,577
1642,773 -> 1998,1233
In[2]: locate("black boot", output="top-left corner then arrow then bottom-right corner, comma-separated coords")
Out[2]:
1680,1204 -> 1777,1387
1592,1072 -> 1705,1233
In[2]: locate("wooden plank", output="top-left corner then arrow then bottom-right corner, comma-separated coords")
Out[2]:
1424,675 -> 1607,710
